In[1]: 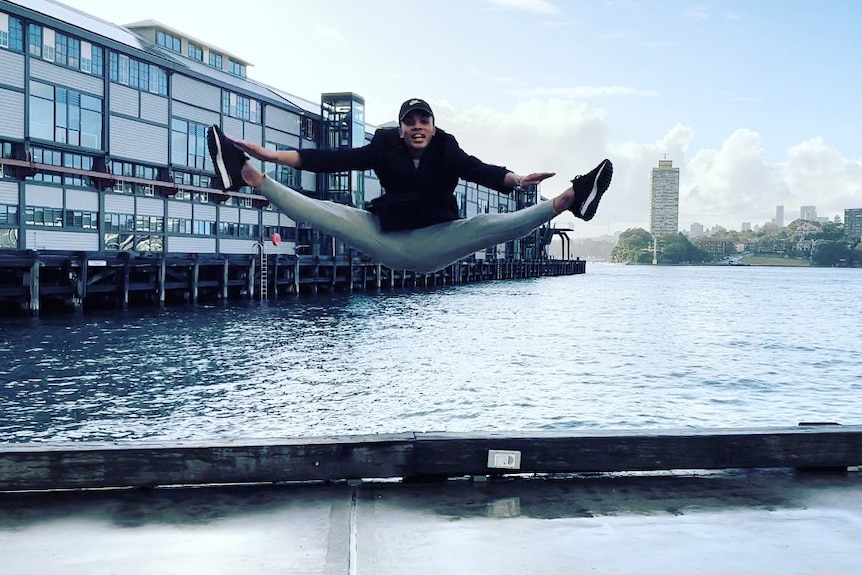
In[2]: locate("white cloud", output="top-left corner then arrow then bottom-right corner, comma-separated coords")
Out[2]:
684,129 -> 784,225
638,41 -> 677,48
683,132 -> 862,228
427,97 -> 861,237
311,24 -> 347,44
784,138 -> 862,217
482,0 -> 561,14
684,6 -> 709,21
521,86 -> 661,99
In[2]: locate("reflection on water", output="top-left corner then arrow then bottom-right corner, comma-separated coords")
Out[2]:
2,264 -> 861,442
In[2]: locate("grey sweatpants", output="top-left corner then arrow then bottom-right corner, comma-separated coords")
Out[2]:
259,177 -> 558,273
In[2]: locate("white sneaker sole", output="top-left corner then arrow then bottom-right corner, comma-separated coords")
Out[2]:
211,128 -> 233,190
580,160 -> 608,215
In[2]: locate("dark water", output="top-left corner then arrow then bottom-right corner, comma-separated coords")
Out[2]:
2,264 -> 861,442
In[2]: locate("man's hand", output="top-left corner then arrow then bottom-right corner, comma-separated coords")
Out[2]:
227,136 -> 278,162
519,172 -> 555,188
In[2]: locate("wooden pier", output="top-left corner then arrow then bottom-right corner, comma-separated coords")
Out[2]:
1,425 -> 859,492
0,249 -> 585,314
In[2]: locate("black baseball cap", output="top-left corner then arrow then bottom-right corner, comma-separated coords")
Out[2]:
399,98 -> 434,121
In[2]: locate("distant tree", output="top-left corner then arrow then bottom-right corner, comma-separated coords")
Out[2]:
811,241 -> 852,266
610,228 -> 653,264
815,221 -> 844,241
660,233 -> 710,264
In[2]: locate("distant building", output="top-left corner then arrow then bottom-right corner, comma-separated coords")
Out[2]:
794,222 -> 822,239
695,238 -> 734,257
774,205 -> 784,227
845,208 -> 862,240
741,222 -> 751,232
649,159 -> 679,237
690,222 -> 704,237
800,205 -> 817,222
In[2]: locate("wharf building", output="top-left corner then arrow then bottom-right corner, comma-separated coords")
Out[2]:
0,0 -> 579,313
649,159 -> 679,237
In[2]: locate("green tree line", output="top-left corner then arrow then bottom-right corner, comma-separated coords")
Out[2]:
609,220 -> 861,266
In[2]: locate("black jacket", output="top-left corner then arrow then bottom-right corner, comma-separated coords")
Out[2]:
297,127 -> 511,231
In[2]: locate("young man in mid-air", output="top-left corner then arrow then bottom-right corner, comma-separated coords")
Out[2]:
208,98 -> 612,273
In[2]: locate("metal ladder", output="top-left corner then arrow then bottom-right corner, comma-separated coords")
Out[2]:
258,242 -> 268,299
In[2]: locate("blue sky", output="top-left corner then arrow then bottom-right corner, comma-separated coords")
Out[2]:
56,0 -> 862,237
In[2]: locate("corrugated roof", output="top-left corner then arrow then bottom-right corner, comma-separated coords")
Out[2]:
9,0 -> 151,53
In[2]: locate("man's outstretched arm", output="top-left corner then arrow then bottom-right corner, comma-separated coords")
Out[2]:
228,137 -> 303,168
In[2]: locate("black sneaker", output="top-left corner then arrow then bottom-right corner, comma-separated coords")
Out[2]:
207,125 -> 249,191
570,159 -> 613,221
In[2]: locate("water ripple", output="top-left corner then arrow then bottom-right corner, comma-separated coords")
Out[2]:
2,265 -> 862,441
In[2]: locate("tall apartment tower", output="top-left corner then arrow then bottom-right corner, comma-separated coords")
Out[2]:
845,209 -> 862,240
649,159 -> 680,236
775,205 -> 785,227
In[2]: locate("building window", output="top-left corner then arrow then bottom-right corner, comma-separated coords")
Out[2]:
52,29 -> 83,71
25,206 -> 64,227
29,81 -> 103,150
194,220 -> 215,235
111,160 -> 160,195
103,213 -> 163,252
23,24 -> 100,75
135,215 -> 164,233
264,225 -> 295,242
109,52 -> 168,96
64,210 -> 98,229
0,13 -> 24,52
187,42 -> 203,61
172,170 -> 211,191
208,51 -> 222,69
27,21 -> 41,57
30,147 -> 62,184
62,152 -> 94,187
54,32 -> 67,66
80,41 -> 103,75
104,213 -> 135,231
264,143 -> 300,188
0,204 -> 18,225
0,141 -> 14,179
228,59 -> 246,78
218,222 -> 258,239
156,31 -> 181,53
221,91 -> 261,123
167,217 -> 191,234
170,118 -> 210,170
135,235 -> 163,252
301,117 -> 317,141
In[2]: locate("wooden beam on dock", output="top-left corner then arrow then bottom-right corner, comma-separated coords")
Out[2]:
0,433 -> 416,492
1,426 -> 860,492
413,426 -> 862,476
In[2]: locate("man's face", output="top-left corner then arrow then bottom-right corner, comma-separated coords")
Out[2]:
399,111 -> 435,155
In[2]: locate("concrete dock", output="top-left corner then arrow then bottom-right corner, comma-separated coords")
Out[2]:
2,468 -> 861,574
